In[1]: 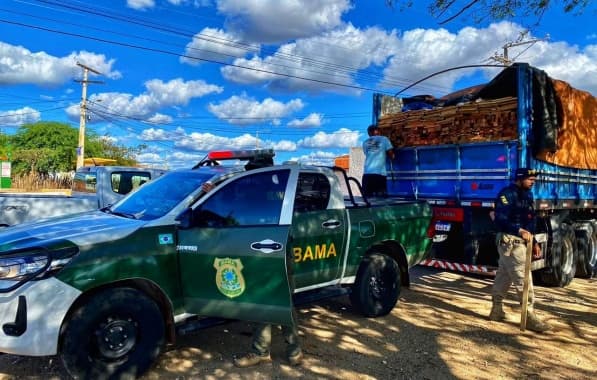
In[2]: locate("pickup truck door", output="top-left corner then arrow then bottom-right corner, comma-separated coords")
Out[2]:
177,169 -> 295,326
291,171 -> 347,289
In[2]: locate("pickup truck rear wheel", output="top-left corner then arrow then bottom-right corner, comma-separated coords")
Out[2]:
350,253 -> 400,317
60,287 -> 165,379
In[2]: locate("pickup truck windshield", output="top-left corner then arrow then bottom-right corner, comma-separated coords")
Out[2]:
109,171 -> 211,220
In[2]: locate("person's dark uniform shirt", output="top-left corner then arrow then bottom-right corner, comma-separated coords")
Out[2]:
494,183 -> 536,236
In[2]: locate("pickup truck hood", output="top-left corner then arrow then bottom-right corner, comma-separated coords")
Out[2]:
0,211 -> 142,251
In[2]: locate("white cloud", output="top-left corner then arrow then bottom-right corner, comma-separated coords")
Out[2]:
290,151 -> 337,165
144,78 -> 223,105
288,113 -> 323,128
383,22 -> 524,95
217,20 -> 597,95
382,21 -> 597,96
147,113 -> 173,124
0,42 -> 121,87
180,28 -> 259,66
517,42 -> 597,95
217,0 -> 352,43
221,24 -> 400,93
136,152 -> 162,164
176,132 -> 261,151
208,94 -> 304,125
298,128 -> 360,148
67,78 -> 223,121
167,130 -> 298,153
0,107 -> 41,126
140,127 -> 185,141
272,140 -> 297,151
127,0 -> 154,10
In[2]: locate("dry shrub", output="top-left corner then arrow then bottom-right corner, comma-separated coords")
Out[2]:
10,173 -> 72,191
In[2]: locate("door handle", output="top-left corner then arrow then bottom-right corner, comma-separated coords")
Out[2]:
322,219 -> 341,229
251,239 -> 283,253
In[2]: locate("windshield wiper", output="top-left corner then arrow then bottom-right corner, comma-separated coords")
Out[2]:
99,206 -> 113,214
110,211 -> 138,219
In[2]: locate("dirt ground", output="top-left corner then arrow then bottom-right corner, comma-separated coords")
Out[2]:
0,266 -> 594,380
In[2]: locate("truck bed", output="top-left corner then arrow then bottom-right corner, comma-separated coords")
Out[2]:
344,195 -> 429,208
0,193 -> 98,226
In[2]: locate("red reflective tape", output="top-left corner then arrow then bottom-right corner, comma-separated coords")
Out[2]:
420,259 -> 492,273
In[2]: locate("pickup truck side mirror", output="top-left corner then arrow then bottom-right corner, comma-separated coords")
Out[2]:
175,208 -> 193,229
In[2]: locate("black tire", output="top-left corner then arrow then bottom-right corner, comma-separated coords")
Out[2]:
350,253 -> 401,317
575,222 -> 596,278
60,288 -> 165,380
537,223 -> 577,287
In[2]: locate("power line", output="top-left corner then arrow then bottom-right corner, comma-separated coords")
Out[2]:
12,0 -> 449,93
0,105 -> 71,119
87,103 -> 365,137
0,17 -> 398,95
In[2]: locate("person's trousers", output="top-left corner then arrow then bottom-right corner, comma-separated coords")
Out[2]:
491,233 -> 535,305
251,309 -> 300,358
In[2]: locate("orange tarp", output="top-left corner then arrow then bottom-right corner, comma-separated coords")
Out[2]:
536,80 -> 597,170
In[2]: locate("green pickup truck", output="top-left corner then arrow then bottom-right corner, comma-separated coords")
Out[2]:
0,150 -> 432,378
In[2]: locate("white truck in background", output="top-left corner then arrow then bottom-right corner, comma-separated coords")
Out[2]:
0,166 -> 166,227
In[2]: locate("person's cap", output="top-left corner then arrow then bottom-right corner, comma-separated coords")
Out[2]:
515,168 -> 538,179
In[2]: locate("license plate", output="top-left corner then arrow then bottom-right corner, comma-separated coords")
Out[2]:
435,221 -> 451,232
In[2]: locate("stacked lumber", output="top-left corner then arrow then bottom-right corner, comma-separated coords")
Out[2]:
378,97 -> 518,147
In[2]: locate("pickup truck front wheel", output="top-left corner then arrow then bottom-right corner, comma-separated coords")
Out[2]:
350,253 -> 400,317
60,287 -> 165,379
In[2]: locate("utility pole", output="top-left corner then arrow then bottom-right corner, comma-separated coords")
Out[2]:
489,32 -> 550,65
74,62 -> 103,169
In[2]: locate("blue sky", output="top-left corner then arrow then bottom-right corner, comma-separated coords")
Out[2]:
0,0 -> 595,169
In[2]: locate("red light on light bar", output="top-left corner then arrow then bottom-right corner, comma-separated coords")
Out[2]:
208,151 -> 234,160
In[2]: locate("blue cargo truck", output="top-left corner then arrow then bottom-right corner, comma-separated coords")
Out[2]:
374,63 -> 596,287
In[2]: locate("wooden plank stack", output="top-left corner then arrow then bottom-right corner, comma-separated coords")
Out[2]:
378,97 -> 518,147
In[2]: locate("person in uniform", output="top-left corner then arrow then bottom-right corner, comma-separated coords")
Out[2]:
362,125 -> 394,197
233,315 -> 302,367
490,168 -> 551,332
201,172 -> 303,367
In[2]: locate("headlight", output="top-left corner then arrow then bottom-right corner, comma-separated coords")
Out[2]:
0,246 -> 78,292
0,255 -> 49,281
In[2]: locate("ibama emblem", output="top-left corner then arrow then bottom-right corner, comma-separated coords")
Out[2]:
213,258 -> 246,298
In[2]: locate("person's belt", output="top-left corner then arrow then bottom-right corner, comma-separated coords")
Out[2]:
497,232 -> 527,244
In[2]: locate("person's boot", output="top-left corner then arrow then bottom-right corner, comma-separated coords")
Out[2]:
526,312 -> 551,333
287,349 -> 303,366
233,352 -> 271,368
488,296 -> 506,321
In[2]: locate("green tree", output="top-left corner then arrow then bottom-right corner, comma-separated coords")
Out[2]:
11,122 -> 79,175
0,133 -> 11,160
9,122 -> 140,175
86,136 -> 145,167
388,0 -> 590,25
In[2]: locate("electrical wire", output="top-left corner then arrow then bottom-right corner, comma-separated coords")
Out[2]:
12,0 -> 450,93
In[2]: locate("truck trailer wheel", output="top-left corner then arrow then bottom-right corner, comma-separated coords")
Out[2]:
60,287 -> 165,379
575,222 -> 596,278
538,223 -> 577,287
350,253 -> 400,317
